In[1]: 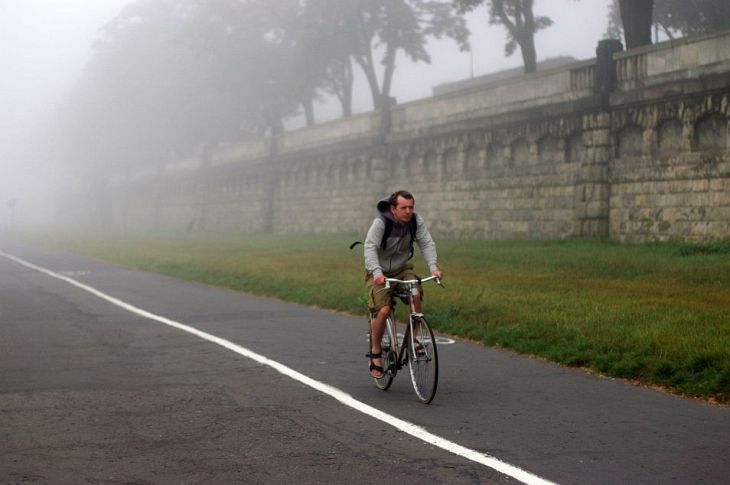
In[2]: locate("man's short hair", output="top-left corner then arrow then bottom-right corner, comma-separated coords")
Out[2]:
388,190 -> 414,206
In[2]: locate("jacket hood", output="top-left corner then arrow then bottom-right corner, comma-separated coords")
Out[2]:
376,197 -> 391,214
376,197 -> 398,223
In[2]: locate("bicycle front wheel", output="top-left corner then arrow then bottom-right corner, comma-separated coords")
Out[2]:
407,316 -> 438,404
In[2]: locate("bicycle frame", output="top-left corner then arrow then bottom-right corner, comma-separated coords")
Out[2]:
382,275 -> 440,373
369,275 -> 441,403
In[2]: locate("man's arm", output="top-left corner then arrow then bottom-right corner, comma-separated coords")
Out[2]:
414,214 -> 440,275
364,218 -> 385,279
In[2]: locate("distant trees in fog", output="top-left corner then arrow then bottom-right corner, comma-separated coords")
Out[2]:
56,0 -> 730,182
56,0 -> 470,181
457,0 -> 553,73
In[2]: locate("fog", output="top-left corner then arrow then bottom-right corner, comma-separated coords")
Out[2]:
0,0 -> 611,229
1,0 -> 132,227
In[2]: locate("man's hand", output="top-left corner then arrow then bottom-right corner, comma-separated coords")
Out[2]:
431,270 -> 444,280
374,274 -> 386,286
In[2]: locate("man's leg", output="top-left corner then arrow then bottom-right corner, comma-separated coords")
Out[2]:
370,305 -> 390,378
412,293 -> 422,313
400,266 -> 423,313
366,271 -> 391,378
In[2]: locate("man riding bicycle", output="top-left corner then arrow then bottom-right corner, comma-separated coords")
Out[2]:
364,190 -> 443,378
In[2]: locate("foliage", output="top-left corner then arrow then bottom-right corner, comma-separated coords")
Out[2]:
62,0 -> 199,174
617,0 -> 654,48
299,0 -> 357,118
31,232 -> 730,403
343,0 -> 470,109
606,0 -> 730,44
56,0 -> 470,184
181,0 -> 308,136
655,0 -> 730,37
457,0 -> 552,73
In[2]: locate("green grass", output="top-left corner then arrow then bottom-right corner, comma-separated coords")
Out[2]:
23,231 -> 730,403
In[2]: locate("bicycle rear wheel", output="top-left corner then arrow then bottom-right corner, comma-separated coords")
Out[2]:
371,316 -> 395,390
407,316 -> 438,404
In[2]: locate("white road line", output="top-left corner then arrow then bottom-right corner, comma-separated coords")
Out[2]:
1,250 -> 558,485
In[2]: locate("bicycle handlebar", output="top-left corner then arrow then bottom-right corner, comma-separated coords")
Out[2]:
384,275 -> 442,289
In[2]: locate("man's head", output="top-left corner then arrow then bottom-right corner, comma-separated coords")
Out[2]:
388,190 -> 415,224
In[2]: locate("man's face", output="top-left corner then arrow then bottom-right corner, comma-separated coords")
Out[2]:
390,195 -> 414,224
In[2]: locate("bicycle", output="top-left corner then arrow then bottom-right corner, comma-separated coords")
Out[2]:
368,275 -> 442,404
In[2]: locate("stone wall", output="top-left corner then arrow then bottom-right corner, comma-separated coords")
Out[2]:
66,30 -> 730,242
609,99 -> 729,242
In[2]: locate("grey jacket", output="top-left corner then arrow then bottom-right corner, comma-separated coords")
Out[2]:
364,205 -> 439,278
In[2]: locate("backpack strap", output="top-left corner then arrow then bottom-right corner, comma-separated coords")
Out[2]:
407,214 -> 418,260
379,214 -> 418,259
380,217 -> 394,250
348,215 -> 415,252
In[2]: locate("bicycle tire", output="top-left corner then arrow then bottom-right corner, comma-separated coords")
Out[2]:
407,316 -> 438,404
372,316 -> 395,390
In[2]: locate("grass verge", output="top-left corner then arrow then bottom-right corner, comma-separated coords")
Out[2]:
21,231 -> 730,403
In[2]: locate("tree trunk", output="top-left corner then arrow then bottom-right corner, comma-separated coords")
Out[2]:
302,99 -> 314,127
342,61 -> 353,117
357,56 -> 382,109
493,0 -> 538,74
520,33 -> 537,73
619,0 -> 653,48
380,43 -> 397,104
520,0 -> 537,73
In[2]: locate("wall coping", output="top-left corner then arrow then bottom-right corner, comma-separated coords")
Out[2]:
613,27 -> 730,59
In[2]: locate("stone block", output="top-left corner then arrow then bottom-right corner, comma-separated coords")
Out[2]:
706,206 -> 730,222
585,129 -> 612,147
580,164 -> 610,181
585,146 -> 612,163
712,190 -> 730,206
585,200 -> 609,219
581,219 -> 609,237
709,177 -> 730,191
583,112 -> 611,130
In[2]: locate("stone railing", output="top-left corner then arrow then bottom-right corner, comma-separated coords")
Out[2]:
570,60 -> 596,91
615,51 -> 648,88
390,60 -> 596,136
615,28 -> 730,89
210,139 -> 270,166
260,57 -> 601,153
275,110 -> 380,154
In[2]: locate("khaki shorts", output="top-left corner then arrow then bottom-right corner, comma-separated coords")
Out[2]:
365,264 -> 422,313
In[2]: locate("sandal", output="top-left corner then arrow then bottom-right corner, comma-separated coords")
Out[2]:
366,351 -> 384,378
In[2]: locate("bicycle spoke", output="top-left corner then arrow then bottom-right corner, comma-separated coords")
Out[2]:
407,317 -> 438,404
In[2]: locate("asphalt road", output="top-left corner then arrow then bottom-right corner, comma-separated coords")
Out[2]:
1,237 -> 728,484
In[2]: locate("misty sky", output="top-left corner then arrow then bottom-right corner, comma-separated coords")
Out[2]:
0,0 -> 611,225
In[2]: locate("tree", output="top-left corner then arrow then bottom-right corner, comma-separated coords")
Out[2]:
606,0 -> 730,47
53,0 -> 206,228
183,0 -> 306,136
458,0 -> 553,73
618,0 -> 653,48
345,0 -> 470,109
65,0 -> 200,173
301,0 -> 356,117
654,0 -> 730,37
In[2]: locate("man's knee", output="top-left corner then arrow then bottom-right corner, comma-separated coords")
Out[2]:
377,305 -> 390,318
